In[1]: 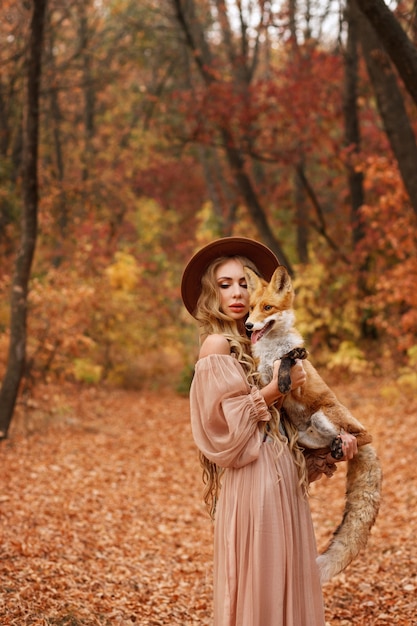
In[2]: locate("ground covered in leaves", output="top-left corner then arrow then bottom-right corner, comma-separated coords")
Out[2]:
0,375 -> 416,625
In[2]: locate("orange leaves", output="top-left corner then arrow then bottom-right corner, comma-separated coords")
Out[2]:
0,386 -> 215,624
356,157 -> 417,355
310,374 -> 417,624
0,379 -> 417,624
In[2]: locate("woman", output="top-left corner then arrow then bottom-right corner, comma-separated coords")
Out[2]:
181,237 -> 357,626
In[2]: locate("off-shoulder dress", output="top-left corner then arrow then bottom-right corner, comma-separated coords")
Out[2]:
190,353 -> 326,626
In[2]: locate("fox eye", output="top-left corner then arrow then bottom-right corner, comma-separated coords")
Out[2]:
263,305 -> 272,311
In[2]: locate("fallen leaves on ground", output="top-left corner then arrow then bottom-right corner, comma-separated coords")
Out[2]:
0,375 -> 416,625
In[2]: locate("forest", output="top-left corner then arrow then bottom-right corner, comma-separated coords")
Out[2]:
1,0 -> 417,431
0,1 -> 417,623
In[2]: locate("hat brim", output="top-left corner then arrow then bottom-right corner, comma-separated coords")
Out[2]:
181,237 -> 280,317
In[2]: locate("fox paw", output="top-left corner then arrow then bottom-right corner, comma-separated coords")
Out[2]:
278,347 -> 308,394
285,347 -> 308,362
330,435 -> 344,460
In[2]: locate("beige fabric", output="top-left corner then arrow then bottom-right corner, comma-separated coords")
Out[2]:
190,354 -> 325,626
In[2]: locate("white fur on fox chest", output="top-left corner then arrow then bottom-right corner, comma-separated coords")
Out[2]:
251,311 -> 303,385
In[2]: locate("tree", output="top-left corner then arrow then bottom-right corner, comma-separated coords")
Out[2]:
355,0 -> 417,107
0,3 -> 28,255
171,0 -> 294,272
354,0 -> 417,218
0,0 -> 48,439
344,0 -> 365,246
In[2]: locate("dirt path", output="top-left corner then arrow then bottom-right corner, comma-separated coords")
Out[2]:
0,378 -> 416,625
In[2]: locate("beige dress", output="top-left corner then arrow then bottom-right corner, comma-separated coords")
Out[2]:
190,354 -> 325,626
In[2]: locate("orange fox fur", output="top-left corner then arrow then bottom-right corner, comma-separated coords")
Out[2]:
244,265 -> 382,583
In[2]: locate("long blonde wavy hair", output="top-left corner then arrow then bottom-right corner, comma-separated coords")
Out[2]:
193,255 -> 309,519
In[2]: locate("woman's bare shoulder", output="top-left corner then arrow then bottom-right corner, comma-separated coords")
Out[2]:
199,334 -> 231,359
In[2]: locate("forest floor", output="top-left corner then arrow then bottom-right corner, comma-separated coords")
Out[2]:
0,374 -> 416,625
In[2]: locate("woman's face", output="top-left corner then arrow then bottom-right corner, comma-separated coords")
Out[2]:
215,259 -> 250,320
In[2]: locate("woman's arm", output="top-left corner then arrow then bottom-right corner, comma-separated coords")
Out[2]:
190,349 -> 272,468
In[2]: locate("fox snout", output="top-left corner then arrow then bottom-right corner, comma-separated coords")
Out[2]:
245,315 -> 266,333
245,309 -> 271,332
245,316 -> 276,344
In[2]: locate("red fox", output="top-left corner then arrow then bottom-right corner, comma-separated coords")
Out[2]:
244,265 -> 382,584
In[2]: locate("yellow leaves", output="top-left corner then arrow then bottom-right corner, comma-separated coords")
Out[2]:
131,197 -> 179,247
407,345 -> 417,366
397,370 -> 417,392
195,201 -> 224,242
380,346 -> 417,403
73,358 -> 103,384
105,251 -> 139,292
292,258 -> 362,372
397,345 -> 417,392
0,227 -> 184,389
326,341 -> 367,374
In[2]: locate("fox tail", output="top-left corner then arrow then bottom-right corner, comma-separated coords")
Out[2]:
316,444 -> 382,584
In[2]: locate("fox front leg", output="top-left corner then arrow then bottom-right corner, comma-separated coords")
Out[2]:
277,347 -> 308,394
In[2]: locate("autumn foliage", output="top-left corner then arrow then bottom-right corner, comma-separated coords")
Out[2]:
0,1 -> 416,402
0,2 -> 417,623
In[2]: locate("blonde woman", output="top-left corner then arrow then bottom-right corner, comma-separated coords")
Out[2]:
181,237 -> 357,626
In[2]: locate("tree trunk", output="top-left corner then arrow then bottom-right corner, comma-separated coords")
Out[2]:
354,0 -> 417,217
289,0 -> 309,265
355,0 -> 417,107
221,127 -> 294,271
78,2 -> 95,182
198,146 -> 239,237
344,0 -> 365,246
0,0 -> 47,439
294,164 -> 309,264
46,12 -> 68,266
344,1 -> 378,340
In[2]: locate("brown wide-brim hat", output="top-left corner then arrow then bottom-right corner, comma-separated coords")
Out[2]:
181,236 -> 280,317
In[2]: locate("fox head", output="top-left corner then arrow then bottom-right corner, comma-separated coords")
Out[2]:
244,265 -> 295,344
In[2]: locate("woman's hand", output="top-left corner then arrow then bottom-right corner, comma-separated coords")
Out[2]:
327,431 -> 358,463
306,433 -> 359,483
287,359 -> 307,391
261,358 -> 306,406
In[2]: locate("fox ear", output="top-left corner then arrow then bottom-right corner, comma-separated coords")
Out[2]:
271,266 -> 292,294
243,266 -> 262,293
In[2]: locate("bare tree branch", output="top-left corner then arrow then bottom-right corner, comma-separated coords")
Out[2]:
296,164 -> 351,264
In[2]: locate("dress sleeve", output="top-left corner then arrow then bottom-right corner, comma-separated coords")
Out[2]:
189,354 -> 271,469
303,449 -> 337,482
